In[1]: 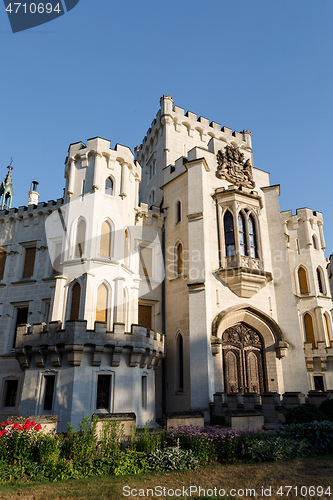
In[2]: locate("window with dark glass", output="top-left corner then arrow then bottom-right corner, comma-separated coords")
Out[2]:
317,268 -> 324,294
142,375 -> 147,410
105,177 -> 113,195
176,201 -> 181,223
224,212 -> 235,257
0,250 -> 7,280
314,375 -> 324,392
238,213 -> 247,256
70,281 -> 81,320
13,306 -> 29,348
248,215 -> 257,258
96,374 -> 111,410
4,380 -> 18,407
43,375 -> 55,411
177,333 -> 184,391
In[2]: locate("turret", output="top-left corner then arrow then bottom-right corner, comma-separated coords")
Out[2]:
28,181 -> 40,206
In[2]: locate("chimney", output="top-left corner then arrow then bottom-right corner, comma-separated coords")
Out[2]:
28,181 -> 40,206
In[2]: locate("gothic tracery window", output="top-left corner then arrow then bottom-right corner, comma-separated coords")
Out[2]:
248,215 -> 257,258
238,213 -> 247,256
224,211 -> 235,257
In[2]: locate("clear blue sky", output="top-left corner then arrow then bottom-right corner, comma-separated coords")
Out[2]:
1,0 -> 332,255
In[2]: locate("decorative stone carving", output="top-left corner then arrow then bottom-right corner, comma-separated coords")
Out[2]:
216,145 -> 255,189
222,323 -> 262,347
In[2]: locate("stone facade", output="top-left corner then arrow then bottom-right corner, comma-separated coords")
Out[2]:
0,96 -> 332,430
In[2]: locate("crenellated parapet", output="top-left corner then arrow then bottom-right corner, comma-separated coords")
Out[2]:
135,95 -> 252,166
14,320 -> 165,370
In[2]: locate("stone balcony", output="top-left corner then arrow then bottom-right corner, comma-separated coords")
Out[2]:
15,320 -> 164,371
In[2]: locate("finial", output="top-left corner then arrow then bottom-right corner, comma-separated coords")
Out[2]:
8,158 -> 13,172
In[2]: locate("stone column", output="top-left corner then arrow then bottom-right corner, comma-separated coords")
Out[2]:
318,222 -> 326,250
120,162 -> 128,198
303,219 -> 312,247
315,306 -> 326,342
114,277 -> 125,323
67,158 -> 76,196
50,275 -> 67,323
92,152 -> 102,191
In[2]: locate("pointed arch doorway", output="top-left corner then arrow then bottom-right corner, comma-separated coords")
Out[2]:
222,323 -> 266,394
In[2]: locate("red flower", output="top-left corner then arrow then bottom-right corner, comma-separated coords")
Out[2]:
36,424 -> 42,431
6,421 -> 11,426
0,422 -> 6,427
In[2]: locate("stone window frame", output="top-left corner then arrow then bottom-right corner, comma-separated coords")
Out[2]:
94,280 -> 113,330
220,205 -> 262,270
65,277 -> 85,322
36,369 -> 58,416
0,376 -> 21,412
174,330 -> 185,394
20,241 -> 38,280
97,218 -> 114,260
105,175 -> 115,196
303,311 -> 317,348
94,369 -> 114,413
174,199 -> 182,225
295,264 -> 311,296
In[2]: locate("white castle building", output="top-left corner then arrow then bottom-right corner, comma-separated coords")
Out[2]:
0,96 -> 332,430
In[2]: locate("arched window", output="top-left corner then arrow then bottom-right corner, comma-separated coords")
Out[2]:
312,235 -> 317,249
100,221 -> 112,257
75,219 -> 86,258
176,332 -> 184,391
96,283 -> 108,323
238,213 -> 247,256
298,266 -> 309,294
70,281 -> 81,320
248,215 -> 257,258
317,267 -> 324,294
224,211 -> 235,257
323,313 -> 331,346
105,177 -> 113,196
175,242 -> 183,276
304,312 -> 316,348
176,201 -> 181,224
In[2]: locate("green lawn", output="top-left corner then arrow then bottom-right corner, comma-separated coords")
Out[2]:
0,455 -> 332,500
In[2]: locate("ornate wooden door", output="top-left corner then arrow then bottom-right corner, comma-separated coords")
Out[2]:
222,323 -> 265,394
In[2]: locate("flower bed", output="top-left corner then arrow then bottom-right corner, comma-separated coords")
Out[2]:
0,417 -> 331,484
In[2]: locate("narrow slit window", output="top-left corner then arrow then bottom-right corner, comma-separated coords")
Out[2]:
304,313 -> 316,348
317,268 -> 324,294
298,267 -> 309,294
70,282 -> 81,320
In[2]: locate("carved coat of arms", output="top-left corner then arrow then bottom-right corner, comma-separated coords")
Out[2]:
216,145 -> 255,189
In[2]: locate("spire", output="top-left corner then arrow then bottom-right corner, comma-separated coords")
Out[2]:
0,159 -> 14,210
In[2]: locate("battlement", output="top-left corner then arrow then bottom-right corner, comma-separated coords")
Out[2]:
136,96 -> 252,160
281,207 -> 324,224
0,197 -> 64,220
66,136 -> 138,172
15,320 -> 165,370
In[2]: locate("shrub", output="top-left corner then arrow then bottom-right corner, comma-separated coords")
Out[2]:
247,436 -> 309,462
320,398 -> 333,422
278,420 -> 333,454
145,446 -> 199,471
284,403 -> 326,425
112,451 -> 149,476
